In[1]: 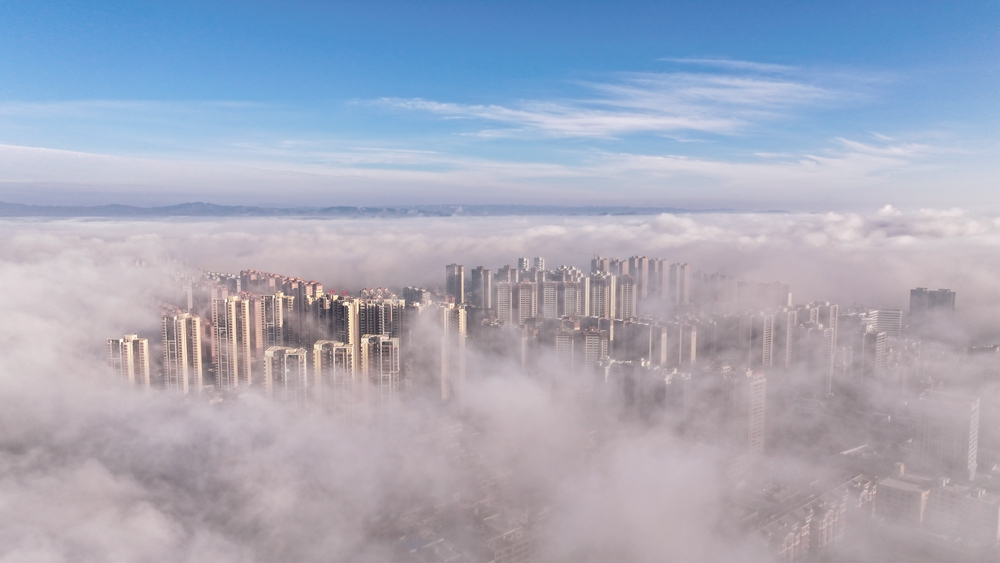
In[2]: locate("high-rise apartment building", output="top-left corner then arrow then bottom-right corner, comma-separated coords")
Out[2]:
910,287 -> 956,314
532,257 -> 545,271
910,288 -> 956,326
249,292 -> 287,361
357,298 -> 406,340
918,390 -> 980,481
108,334 -> 151,388
514,281 -> 538,325
739,313 -> 774,368
864,309 -> 902,338
495,281 -> 513,325
538,281 -> 558,319
591,256 -> 612,274
557,280 -> 587,317
330,297 -> 359,356
727,369 -> 767,456
657,322 -> 698,368
446,264 -> 465,304
649,258 -> 668,299
470,266 -> 492,310
589,272 -> 617,319
628,256 -> 650,299
212,295 -> 253,390
313,340 -> 354,418
668,263 -> 690,307
359,335 -> 401,416
617,275 -> 637,320
402,287 -> 432,306
437,304 -> 467,401
773,308 -> 797,370
162,313 -> 203,395
494,265 -> 516,285
817,303 -> 839,339
264,346 -> 309,405
861,330 -> 888,380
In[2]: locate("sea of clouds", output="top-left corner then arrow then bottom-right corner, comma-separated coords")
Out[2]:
1,209 -> 999,562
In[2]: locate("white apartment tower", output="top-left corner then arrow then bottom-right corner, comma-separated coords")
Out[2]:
162,313 -> 203,395
108,334 -> 151,389
589,272 -> 617,319
438,303 -> 467,402
212,295 -> 253,391
494,281 -> 513,325
514,281 -> 537,325
668,263 -> 690,306
360,335 -> 401,417
264,346 -> 310,406
617,275 -> 637,320
313,340 -> 355,418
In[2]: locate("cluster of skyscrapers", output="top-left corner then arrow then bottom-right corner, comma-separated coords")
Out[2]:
109,256 -> 1000,561
111,270 -> 465,423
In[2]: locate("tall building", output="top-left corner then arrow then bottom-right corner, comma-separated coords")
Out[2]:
865,309 -> 902,338
616,322 -> 665,364
739,313 -> 774,368
910,288 -> 956,326
514,281 -> 537,325
538,281 -> 558,319
446,264 -> 465,304
108,334 -> 151,388
532,257 -> 545,271
773,308 -> 797,370
911,288 -> 956,314
589,272 -> 617,319
437,304 -> 467,401
557,280 -> 586,317
918,390 -> 980,481
470,266 -> 492,310
312,340 -> 354,418
162,313 -> 203,395
861,330 -> 888,380
495,281 -> 513,325
359,335 -> 401,417
660,322 -> 697,368
212,295 -> 253,391
728,369 -> 767,456
264,346 -> 309,406
816,302 -> 839,354
616,275 -> 637,320
628,256 -> 650,299
402,286 -> 432,306
591,256 -> 612,274
330,297 -> 360,357
357,298 -> 406,340
668,263 -> 690,306
249,292 -> 287,362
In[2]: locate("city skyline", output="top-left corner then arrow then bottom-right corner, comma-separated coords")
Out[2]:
104,248 -> 1000,561
2,213 -> 1000,562
3,2 -> 1000,561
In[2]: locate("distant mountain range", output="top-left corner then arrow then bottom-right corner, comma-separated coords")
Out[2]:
0,201 -> 786,217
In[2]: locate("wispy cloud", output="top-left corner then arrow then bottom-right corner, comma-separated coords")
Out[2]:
659,58 -> 798,74
0,99 -> 266,119
0,134 -> 970,209
379,62 -> 864,138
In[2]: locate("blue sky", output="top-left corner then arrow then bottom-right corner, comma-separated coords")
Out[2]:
0,0 -> 997,209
